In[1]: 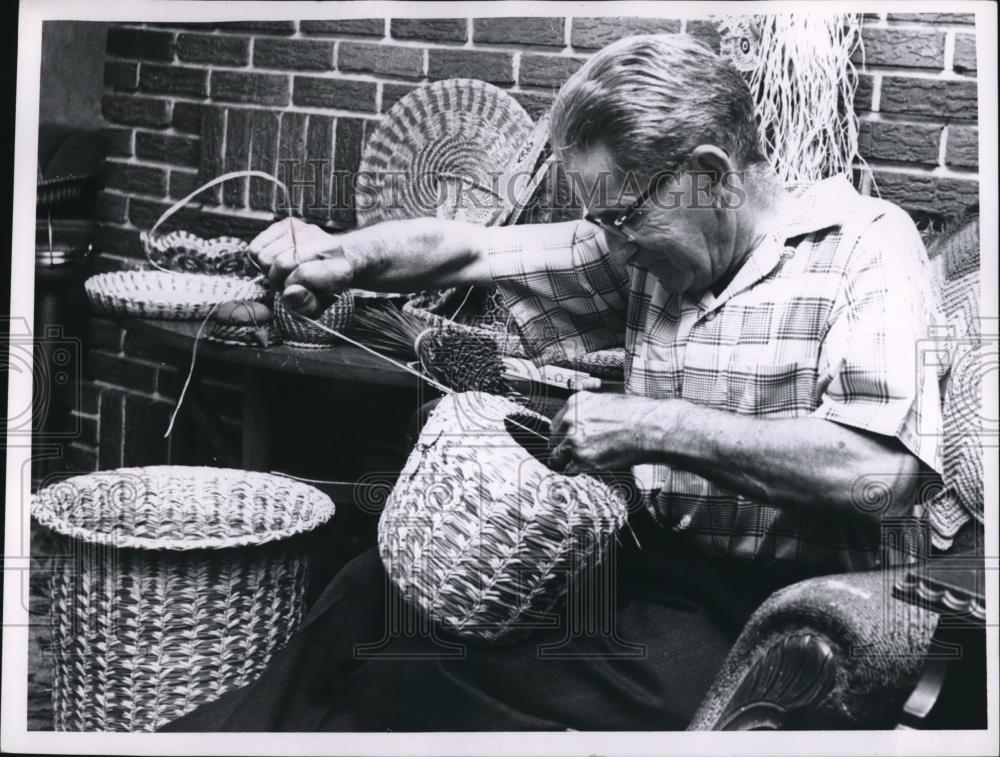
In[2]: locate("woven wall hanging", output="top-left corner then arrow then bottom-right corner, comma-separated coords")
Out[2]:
31,465 -> 335,731
378,392 -> 629,643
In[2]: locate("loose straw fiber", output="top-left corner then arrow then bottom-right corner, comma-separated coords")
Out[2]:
378,392 -> 629,643
31,465 -> 335,731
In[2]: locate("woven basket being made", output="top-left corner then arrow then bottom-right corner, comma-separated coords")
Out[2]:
378,392 -> 629,643
272,292 -> 355,347
84,271 -> 267,320
402,297 -> 530,359
140,229 -> 259,278
31,466 -> 335,731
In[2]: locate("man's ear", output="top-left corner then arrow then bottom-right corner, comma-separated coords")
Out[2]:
687,145 -> 737,206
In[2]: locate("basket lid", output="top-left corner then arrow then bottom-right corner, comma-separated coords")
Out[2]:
356,78 -> 534,227
31,466 -> 335,550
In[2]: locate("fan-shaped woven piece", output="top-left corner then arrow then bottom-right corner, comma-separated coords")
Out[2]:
84,271 -> 267,320
31,466 -> 335,731
272,293 -> 355,348
378,392 -> 629,643
357,78 -> 534,227
140,229 -> 258,277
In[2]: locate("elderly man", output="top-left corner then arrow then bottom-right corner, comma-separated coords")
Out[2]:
162,34 -> 941,732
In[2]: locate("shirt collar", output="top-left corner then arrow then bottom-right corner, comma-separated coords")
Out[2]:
698,175 -> 858,311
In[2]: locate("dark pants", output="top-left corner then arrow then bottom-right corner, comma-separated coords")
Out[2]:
160,506 -> 788,732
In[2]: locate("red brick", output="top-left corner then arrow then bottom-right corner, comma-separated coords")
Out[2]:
512,90 -> 554,120
474,17 -> 564,47
381,82 -> 418,112
249,110 -> 280,211
168,169 -> 201,199
953,34 -> 976,73
946,126 -> 978,168
685,20 -> 721,52
78,381 -> 102,415
854,73 -> 875,112
139,64 -> 208,98
390,18 -> 466,43
570,17 -> 681,49
871,170 -> 979,219
198,107 -> 226,204
303,115 -> 335,221
67,442 -> 98,472
293,77 -> 378,110
879,76 -> 977,120
97,390 -> 124,469
856,28 -> 945,69
103,127 -> 133,157
886,13 -> 975,24
106,27 -> 175,61
214,21 -> 296,35
223,109 -> 253,207
519,54 -> 584,89
93,224 -> 142,259
338,42 -> 424,79
177,33 -> 250,66
858,120 -> 942,165
128,198 -> 271,239
88,318 -> 125,352
302,19 -> 385,37
102,161 -> 168,196
89,350 -> 159,393
428,49 -> 514,85
102,94 -> 171,128
171,101 -> 205,134
277,112 -> 308,212
333,118 -> 365,225
104,61 -> 138,92
134,132 -> 200,167
95,191 -> 128,224
253,38 -> 335,71
210,71 -> 290,106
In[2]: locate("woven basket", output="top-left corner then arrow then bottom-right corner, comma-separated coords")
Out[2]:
84,271 -> 267,320
140,229 -> 258,278
31,466 -> 335,731
378,392 -> 629,643
553,347 -> 627,381
272,292 -> 355,347
402,297 -> 530,359
206,320 -> 281,347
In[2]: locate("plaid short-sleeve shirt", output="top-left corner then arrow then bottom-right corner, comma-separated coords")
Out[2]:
489,176 -> 943,573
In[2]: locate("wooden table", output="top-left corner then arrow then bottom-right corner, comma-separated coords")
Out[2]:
123,316 -> 423,476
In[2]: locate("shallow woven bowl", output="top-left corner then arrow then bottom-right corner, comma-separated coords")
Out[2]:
140,229 -> 258,277
378,392 -> 629,643
272,293 -> 355,348
84,271 -> 267,320
31,466 -> 335,731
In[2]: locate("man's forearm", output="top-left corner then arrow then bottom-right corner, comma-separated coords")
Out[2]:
345,218 -> 493,291
638,399 -> 920,520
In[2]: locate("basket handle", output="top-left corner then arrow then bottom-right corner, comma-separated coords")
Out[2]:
144,170 -> 295,275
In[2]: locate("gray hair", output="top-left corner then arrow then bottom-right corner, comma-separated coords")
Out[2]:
551,34 -> 765,179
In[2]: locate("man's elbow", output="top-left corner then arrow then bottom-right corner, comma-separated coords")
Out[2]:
839,443 -> 922,521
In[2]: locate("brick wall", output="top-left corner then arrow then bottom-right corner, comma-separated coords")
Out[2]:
67,13 -> 981,472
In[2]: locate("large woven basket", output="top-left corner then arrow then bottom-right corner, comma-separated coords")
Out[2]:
31,466 -> 335,731
378,393 -> 629,643
84,271 -> 267,320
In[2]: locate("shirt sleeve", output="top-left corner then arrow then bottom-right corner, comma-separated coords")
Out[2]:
487,220 -> 630,364
813,205 -> 944,474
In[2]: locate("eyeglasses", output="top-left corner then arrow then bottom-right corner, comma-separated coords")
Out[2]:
583,179 -> 659,242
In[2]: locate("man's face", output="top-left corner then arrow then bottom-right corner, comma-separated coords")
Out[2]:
566,145 -> 732,297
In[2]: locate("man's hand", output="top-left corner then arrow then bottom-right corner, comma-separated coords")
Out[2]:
547,392 -> 660,474
249,218 -> 354,314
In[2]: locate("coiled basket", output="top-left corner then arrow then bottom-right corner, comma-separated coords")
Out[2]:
378,392 -> 629,643
30,466 -> 335,732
